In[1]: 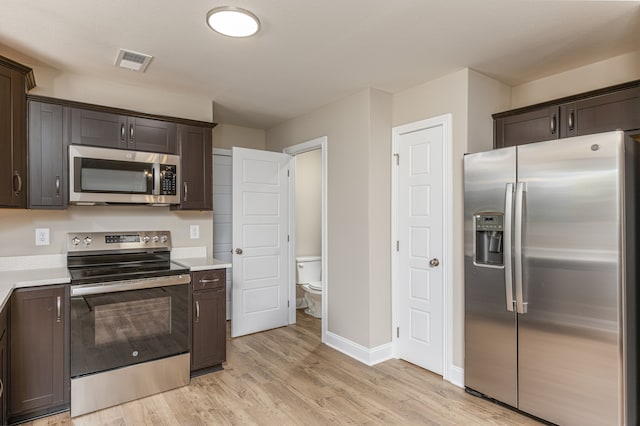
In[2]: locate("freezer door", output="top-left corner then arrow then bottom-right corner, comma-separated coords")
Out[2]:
463,147 -> 517,406
516,132 -> 623,425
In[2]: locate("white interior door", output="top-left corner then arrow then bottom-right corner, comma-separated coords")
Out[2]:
212,150 -> 233,320
395,121 -> 444,374
231,147 -> 290,338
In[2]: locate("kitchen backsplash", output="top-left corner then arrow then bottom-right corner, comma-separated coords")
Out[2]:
0,205 -> 213,257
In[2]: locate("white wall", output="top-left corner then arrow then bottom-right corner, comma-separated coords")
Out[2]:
295,149 -> 322,258
511,50 -> 640,109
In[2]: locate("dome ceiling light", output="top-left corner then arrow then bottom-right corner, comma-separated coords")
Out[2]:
206,6 -> 260,38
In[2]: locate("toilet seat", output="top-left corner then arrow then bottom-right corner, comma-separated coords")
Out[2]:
303,282 -> 322,293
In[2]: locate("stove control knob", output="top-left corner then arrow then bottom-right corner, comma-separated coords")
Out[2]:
152,235 -> 159,243
83,236 -> 92,246
160,235 -> 168,243
142,235 -> 150,244
71,237 -> 80,246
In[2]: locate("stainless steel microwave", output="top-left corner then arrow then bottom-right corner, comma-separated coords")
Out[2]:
69,145 -> 180,205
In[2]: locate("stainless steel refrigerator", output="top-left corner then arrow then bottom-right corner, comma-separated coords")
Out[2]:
464,131 -> 638,425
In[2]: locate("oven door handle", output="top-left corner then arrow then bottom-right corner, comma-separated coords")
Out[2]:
70,274 -> 191,296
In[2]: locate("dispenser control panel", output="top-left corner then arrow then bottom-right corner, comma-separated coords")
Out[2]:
474,214 -> 503,232
473,212 -> 504,268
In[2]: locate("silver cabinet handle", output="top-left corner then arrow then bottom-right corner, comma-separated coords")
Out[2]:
55,176 -> 61,196
568,110 -> 575,131
129,123 -> 134,141
183,182 -> 188,202
120,123 -> 126,141
199,278 -> 220,284
195,300 -> 200,322
235,248 -> 243,255
504,183 -> 515,312
550,114 -> 557,135
13,170 -> 22,194
514,182 -> 527,314
0,378 -> 3,399
56,295 -> 62,322
429,258 -> 440,267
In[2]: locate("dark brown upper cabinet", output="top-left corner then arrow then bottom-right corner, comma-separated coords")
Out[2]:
28,100 -> 68,209
70,107 -> 177,153
494,80 -> 640,149
0,55 -> 35,208
495,106 -> 560,148
172,124 -> 213,211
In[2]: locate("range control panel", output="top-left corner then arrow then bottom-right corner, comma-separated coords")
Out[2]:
67,231 -> 171,252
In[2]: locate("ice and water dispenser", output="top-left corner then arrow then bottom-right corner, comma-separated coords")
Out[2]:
473,213 -> 504,267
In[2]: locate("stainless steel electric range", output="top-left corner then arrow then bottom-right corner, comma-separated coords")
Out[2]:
67,231 -> 190,417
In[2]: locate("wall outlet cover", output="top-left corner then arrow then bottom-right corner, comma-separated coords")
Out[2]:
190,225 -> 200,239
35,228 -> 50,246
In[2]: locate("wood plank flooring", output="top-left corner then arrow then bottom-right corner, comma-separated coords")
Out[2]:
25,311 -> 540,425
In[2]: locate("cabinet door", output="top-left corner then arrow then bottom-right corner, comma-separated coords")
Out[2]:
9,286 -> 69,422
173,125 -> 212,210
28,101 -> 67,208
192,288 -> 226,372
70,107 -> 127,149
128,117 -> 177,153
494,106 -> 560,148
561,86 -> 640,138
0,305 -> 7,426
0,65 -> 27,208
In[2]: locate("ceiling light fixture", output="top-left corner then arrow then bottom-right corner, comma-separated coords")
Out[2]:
206,6 -> 260,38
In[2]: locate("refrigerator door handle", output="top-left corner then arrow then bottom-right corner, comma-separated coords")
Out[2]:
504,183 -> 515,312
514,182 -> 527,314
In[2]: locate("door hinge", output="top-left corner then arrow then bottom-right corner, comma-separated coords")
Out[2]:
287,169 -> 290,177
288,300 -> 290,307
397,327 -> 400,338
287,235 -> 290,242
394,153 -> 399,165
396,240 -> 399,251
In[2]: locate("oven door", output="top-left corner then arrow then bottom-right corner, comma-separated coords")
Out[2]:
70,281 -> 188,378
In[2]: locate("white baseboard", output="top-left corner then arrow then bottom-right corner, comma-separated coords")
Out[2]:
326,332 -> 394,366
446,365 -> 465,388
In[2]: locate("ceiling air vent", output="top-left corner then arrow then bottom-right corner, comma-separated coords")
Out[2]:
114,49 -> 153,72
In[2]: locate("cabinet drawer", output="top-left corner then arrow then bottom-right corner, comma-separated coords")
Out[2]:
192,269 -> 225,291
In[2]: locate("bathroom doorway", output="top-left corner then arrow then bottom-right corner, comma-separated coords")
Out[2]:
285,137 -> 328,342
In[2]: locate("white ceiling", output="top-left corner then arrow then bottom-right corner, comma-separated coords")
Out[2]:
1,1 -> 639,129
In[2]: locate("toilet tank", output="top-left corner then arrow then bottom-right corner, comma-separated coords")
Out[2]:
296,256 -> 321,284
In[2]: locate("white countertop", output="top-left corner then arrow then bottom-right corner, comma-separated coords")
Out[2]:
0,255 -> 70,310
173,257 -> 231,271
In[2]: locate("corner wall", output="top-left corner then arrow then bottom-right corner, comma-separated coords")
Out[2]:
213,123 -> 266,150
266,89 -> 389,348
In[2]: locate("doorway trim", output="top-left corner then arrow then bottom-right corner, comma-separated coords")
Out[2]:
284,136 -> 328,343
391,114 -> 458,385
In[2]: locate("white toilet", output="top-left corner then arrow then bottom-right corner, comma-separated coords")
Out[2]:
296,256 -> 322,318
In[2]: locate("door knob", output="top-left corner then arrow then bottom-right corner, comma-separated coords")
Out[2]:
235,248 -> 243,255
429,258 -> 440,267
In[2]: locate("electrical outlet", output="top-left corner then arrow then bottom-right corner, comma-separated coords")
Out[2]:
190,225 -> 200,240
35,228 -> 50,246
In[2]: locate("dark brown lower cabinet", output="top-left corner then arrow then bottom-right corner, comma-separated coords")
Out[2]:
0,303 -> 8,425
191,269 -> 226,375
9,285 -> 69,423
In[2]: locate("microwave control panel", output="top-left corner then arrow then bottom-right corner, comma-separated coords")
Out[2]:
159,164 -> 177,195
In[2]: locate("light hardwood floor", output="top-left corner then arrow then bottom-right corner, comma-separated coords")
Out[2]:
26,311 -> 540,425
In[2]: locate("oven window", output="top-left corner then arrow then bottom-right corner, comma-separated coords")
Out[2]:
71,284 -> 188,378
76,158 -> 152,194
94,296 -> 171,346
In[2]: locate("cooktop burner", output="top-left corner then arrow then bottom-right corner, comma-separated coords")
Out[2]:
66,231 -> 189,285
